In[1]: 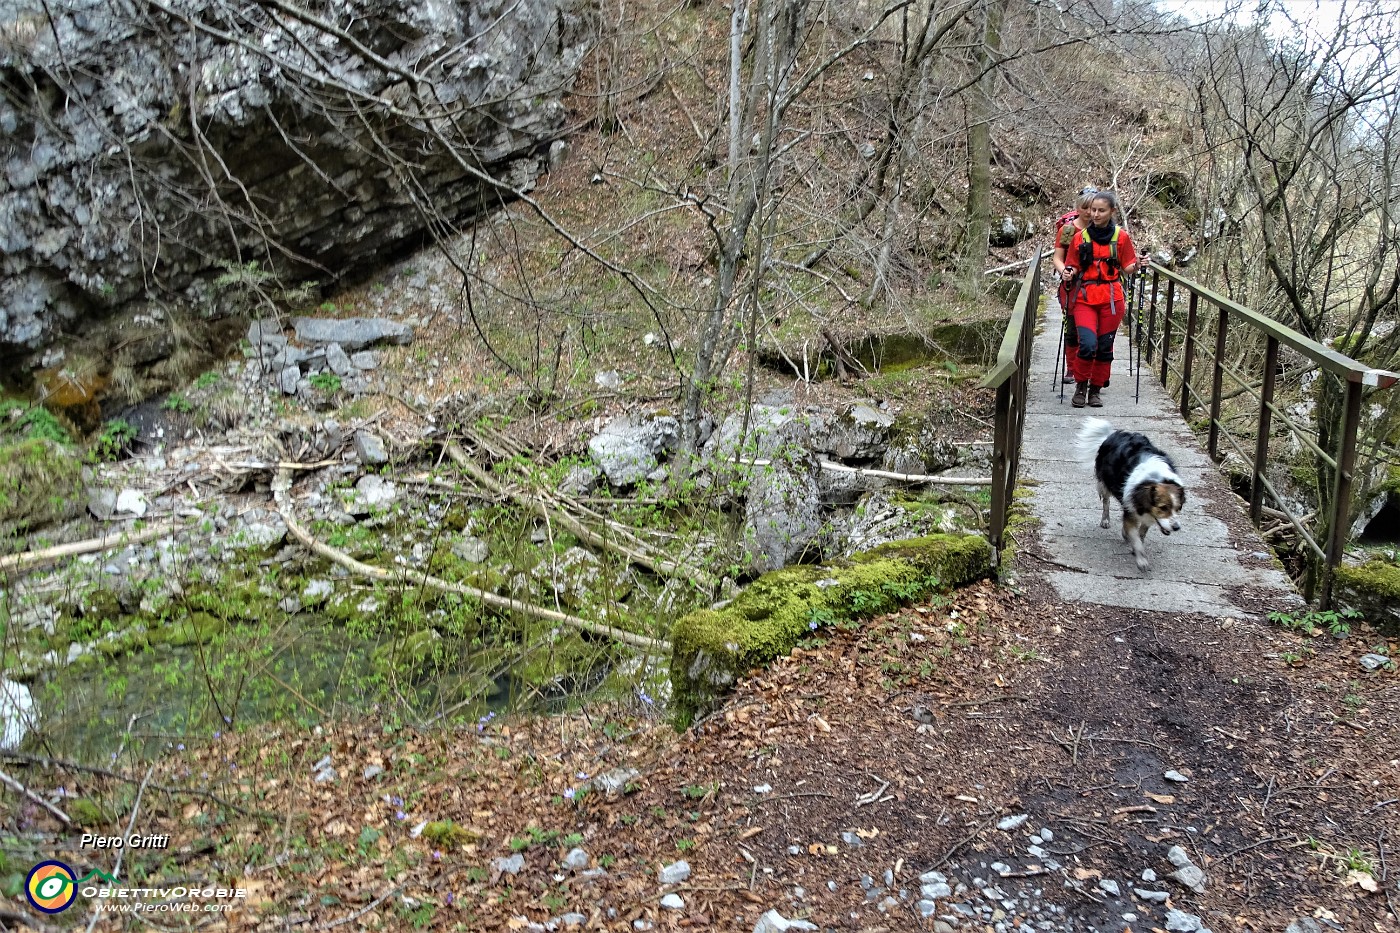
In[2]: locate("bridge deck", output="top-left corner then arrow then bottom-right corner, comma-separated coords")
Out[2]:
1018,306 -> 1301,618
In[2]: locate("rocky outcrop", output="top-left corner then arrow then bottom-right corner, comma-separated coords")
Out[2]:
0,0 -> 590,365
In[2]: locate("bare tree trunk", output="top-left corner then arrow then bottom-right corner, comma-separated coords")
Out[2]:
959,0 -> 1004,293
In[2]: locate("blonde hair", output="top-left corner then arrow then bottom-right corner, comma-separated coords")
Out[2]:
1076,187 -> 1098,210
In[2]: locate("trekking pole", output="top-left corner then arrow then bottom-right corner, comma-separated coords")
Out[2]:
1053,311 -> 1065,391
1134,275 -> 1143,404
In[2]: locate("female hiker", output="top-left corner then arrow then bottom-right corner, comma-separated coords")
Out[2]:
1063,189 -> 1138,408
1053,186 -> 1097,383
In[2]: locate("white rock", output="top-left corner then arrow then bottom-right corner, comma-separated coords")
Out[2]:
1164,769 -> 1189,783
0,678 -> 37,749
659,893 -> 685,910
997,814 -> 1030,831
753,909 -> 819,932
115,488 -> 148,517
1166,845 -> 1193,868
658,861 -> 691,885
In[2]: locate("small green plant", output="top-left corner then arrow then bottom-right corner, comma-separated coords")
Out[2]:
1343,847 -> 1375,874
89,419 -> 137,462
194,371 -> 221,390
562,832 -> 584,847
162,393 -> 193,414
681,782 -> 717,800
465,866 -> 489,883
309,373 -> 342,393
675,838 -> 695,852
1268,608 -> 1362,637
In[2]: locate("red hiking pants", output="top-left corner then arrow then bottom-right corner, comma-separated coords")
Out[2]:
1069,298 -> 1124,387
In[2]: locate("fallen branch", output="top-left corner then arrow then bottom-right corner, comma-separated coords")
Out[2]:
732,458 -> 992,486
984,249 -> 1052,276
0,766 -> 71,824
0,522 -> 182,573
275,495 -> 670,655
446,441 -> 715,590
0,751 -> 259,816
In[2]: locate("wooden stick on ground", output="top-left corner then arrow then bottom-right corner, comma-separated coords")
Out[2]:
274,493 -> 670,655
0,522 -> 182,574
0,766 -> 71,824
733,458 -> 993,486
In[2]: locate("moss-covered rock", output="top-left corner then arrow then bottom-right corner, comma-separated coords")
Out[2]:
671,533 -> 992,724
0,437 -> 84,537
1334,559 -> 1400,635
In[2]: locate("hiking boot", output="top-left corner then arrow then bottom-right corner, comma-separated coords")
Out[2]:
1062,369 -> 1076,383
1072,382 -> 1089,408
1088,386 -> 1103,407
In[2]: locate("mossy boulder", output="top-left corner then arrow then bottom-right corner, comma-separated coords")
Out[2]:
1333,559 -> 1400,635
671,533 -> 992,723
0,437 -> 84,537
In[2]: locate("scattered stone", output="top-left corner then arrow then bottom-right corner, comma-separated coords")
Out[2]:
997,814 -> 1030,831
88,487 -> 118,520
1166,845 -> 1192,868
1134,888 -> 1170,903
1164,769 -> 1190,783
594,370 -> 622,390
752,783 -> 772,794
354,474 -> 397,509
1098,879 -> 1120,897
292,317 -> 412,351
493,853 -> 525,876
917,899 -> 938,918
921,881 -> 952,899
325,342 -> 355,376
279,596 -> 302,614
280,365 -> 300,395
350,350 -> 380,370
752,910 -> 818,933
558,913 -> 586,928
303,579 -> 333,605
1171,864 -> 1208,893
1165,908 -> 1206,932
451,535 -> 490,563
658,861 -> 690,885
115,488 -> 148,517
840,831 -> 865,847
1039,827 -> 1053,842
589,767 -> 639,797
1360,653 -> 1390,671
361,765 -> 383,780
563,848 -> 589,871
1284,920 -> 1324,933
659,893 -> 685,910
354,430 -> 389,466
1141,868 -> 1157,882
247,319 -> 286,349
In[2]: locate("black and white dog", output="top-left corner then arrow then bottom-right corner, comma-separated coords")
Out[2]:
1076,418 -> 1187,572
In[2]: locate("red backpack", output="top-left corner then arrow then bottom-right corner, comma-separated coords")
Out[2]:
1053,210 -> 1078,240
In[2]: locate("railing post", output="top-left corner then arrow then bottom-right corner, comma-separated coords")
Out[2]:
990,381 -> 1012,551
1180,291 -> 1199,421
1250,335 -> 1279,525
1146,269 -> 1160,363
1159,279 -> 1175,388
1208,307 -> 1228,462
1320,379 -> 1364,608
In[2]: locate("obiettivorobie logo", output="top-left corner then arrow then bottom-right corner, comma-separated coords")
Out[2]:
25,860 -> 247,916
25,861 -> 120,914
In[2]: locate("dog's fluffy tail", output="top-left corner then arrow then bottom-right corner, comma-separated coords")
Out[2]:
1076,417 -> 1116,463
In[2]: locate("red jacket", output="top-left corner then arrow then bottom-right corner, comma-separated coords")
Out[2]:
1066,225 -> 1137,306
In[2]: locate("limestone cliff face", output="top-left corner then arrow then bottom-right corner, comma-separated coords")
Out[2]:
0,0 -> 589,361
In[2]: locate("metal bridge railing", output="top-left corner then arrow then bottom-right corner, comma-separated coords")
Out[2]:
982,251 -> 1043,558
1136,263 -> 1399,606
